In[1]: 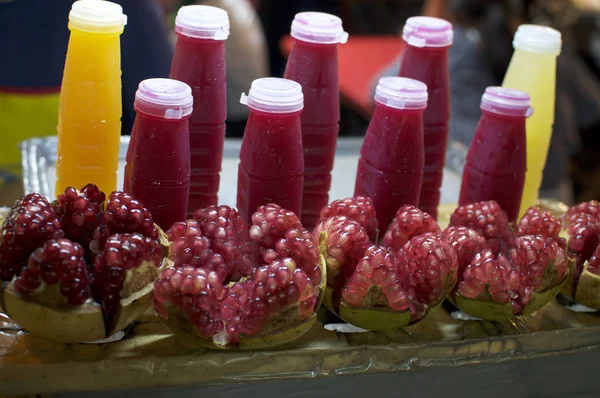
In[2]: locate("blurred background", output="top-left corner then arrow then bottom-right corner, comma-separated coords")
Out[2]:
2,0 -> 600,204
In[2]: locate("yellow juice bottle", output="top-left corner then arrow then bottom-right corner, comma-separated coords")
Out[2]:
56,0 -> 127,195
502,24 -> 562,216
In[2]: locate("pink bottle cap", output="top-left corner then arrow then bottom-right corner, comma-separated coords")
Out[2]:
175,5 -> 230,40
291,12 -> 348,45
240,77 -> 304,114
480,87 -> 534,117
374,76 -> 428,110
402,16 -> 453,48
135,78 -> 193,119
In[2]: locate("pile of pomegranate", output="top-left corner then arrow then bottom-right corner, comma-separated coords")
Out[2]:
314,197 -> 458,330
153,203 -> 326,349
445,201 -> 569,320
561,200 -> 600,310
0,184 -> 166,343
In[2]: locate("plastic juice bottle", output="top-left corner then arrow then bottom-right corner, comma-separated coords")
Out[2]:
56,0 -> 127,195
169,5 -> 229,216
237,78 -> 304,224
459,87 -> 533,222
283,12 -> 348,229
397,16 -> 453,220
502,25 -> 562,216
124,78 -> 193,231
354,77 -> 427,231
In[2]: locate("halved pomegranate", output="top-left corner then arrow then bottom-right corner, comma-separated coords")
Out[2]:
153,203 -> 326,349
0,185 -> 166,343
315,197 -> 458,331
561,200 -> 600,309
445,201 -> 569,320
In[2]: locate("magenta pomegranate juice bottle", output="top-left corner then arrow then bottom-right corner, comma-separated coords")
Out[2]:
398,16 -> 453,220
124,78 -> 193,231
169,5 -> 229,215
237,78 -> 305,224
354,77 -> 427,231
283,12 -> 348,229
459,87 -> 533,222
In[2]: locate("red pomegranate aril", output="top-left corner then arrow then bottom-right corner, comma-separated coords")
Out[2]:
517,206 -> 566,250
458,249 -> 509,303
318,196 -> 378,241
94,233 -> 161,317
54,184 -> 105,251
93,192 -> 158,253
384,205 -> 441,252
588,246 -> 600,275
399,233 -> 458,306
442,226 -> 487,276
514,235 -> 568,291
450,200 -> 512,241
15,238 -> 89,305
0,193 -> 63,281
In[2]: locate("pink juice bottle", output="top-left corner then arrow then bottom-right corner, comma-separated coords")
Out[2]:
283,12 -> 348,229
237,78 -> 305,224
169,5 -> 229,215
459,87 -> 533,222
354,77 -> 427,231
398,16 -> 453,220
124,78 -> 193,231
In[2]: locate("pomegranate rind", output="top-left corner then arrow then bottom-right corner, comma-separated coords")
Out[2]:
161,301 -> 318,350
454,294 -> 514,321
521,279 -> 567,315
2,284 -> 105,343
106,257 -> 164,335
338,301 -> 411,331
572,263 -> 600,310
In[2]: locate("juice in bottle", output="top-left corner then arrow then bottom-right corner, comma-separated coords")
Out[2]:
124,78 -> 193,231
354,77 -> 427,231
169,5 -> 229,215
459,87 -> 533,222
56,0 -> 127,195
237,78 -> 304,224
502,25 -> 562,216
397,16 -> 453,220
283,12 -> 348,229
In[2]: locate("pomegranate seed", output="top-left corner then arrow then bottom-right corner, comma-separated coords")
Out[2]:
15,239 -> 89,305
384,205 -> 441,252
318,196 -> 378,241
0,193 -> 63,281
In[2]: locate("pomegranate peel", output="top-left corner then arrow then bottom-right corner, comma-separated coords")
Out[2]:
2,284 -> 106,343
338,302 -> 411,331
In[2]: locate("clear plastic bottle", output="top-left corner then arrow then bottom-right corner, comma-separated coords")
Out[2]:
124,78 -> 193,231
283,12 -> 348,229
237,78 -> 304,224
169,5 -> 229,215
502,25 -> 562,216
56,0 -> 127,195
397,16 -> 453,220
354,77 -> 427,231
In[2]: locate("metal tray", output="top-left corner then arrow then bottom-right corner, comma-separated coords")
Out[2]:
20,136 -> 464,205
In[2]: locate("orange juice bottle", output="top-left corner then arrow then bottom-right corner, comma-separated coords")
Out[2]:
56,0 -> 127,195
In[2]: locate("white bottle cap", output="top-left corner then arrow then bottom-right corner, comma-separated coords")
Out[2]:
374,77 -> 428,110
175,5 -> 230,40
134,78 -> 193,120
240,78 -> 304,114
69,0 -> 127,34
291,12 -> 348,45
480,87 -> 534,117
402,16 -> 453,48
513,24 -> 562,55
